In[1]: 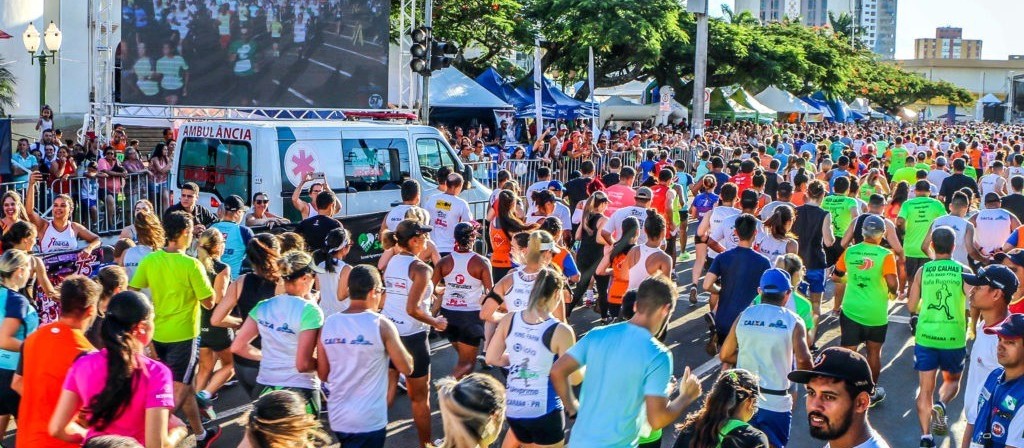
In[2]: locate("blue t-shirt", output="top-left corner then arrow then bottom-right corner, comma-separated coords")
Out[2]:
692,192 -> 720,221
559,251 -> 580,278
800,142 -> 817,158
639,160 -> 657,182
210,221 -> 254,280
1007,230 -> 1022,247
566,322 -> 672,448
0,287 -> 39,370
708,247 -> 771,338
971,368 -> 1024,448
713,172 -> 731,194
773,152 -> 789,172
11,153 -> 37,184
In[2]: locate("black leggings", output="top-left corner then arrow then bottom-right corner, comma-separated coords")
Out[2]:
567,257 -> 602,317
234,362 -> 260,399
594,274 -> 611,318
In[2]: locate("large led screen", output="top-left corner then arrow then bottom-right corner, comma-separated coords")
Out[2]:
119,0 -> 389,109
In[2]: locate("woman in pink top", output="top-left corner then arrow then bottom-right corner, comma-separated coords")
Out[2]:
49,291 -> 187,448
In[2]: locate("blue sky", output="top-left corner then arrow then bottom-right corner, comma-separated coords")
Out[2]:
711,0 -> 1024,60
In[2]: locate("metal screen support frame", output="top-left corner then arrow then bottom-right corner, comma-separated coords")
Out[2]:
398,0 -> 419,110
81,0 -> 116,145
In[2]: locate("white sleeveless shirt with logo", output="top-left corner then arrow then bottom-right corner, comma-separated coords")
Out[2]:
505,312 -> 562,419
975,208 -> 1014,255
442,251 -> 484,312
628,245 -> 659,291
736,303 -> 800,413
40,221 -> 77,253
382,254 -> 431,336
321,311 -> 389,433
504,267 -> 538,313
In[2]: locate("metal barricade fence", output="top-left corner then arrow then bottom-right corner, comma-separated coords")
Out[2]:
17,172 -> 172,236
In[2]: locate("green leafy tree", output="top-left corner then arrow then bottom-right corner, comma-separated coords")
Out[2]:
0,57 -> 14,116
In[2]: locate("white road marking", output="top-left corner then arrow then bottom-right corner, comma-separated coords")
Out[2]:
324,42 -> 387,64
271,80 -> 315,105
309,57 -> 353,77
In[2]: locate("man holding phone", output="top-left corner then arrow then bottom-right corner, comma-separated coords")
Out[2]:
292,171 -> 332,219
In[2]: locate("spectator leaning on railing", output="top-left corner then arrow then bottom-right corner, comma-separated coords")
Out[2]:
25,172 -> 100,257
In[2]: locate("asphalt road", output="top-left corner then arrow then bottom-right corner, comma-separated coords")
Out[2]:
2,225 -> 974,448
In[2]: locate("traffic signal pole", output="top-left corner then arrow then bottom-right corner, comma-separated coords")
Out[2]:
420,0 -> 433,124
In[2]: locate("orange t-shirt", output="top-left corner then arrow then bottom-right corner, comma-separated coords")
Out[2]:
490,227 -> 512,269
791,191 -> 806,206
608,253 -> 630,305
17,321 -> 95,448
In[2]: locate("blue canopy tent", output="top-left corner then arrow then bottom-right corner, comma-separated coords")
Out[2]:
810,92 -> 855,123
475,68 -> 533,110
513,72 -> 599,120
800,96 -> 835,121
428,67 -> 514,126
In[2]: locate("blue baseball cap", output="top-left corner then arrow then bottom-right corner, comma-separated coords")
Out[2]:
547,180 -> 566,191
759,268 -> 792,294
985,314 -> 1024,339
964,264 -> 1020,301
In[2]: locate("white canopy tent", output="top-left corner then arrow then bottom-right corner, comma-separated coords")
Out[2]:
754,86 -> 818,114
599,95 -> 688,127
594,80 -> 651,101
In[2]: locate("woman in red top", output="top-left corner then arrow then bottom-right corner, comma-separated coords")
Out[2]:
49,147 -> 76,196
595,216 -> 639,323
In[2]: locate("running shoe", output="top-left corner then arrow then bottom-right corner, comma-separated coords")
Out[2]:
869,386 -> 886,407
919,437 -> 936,448
909,314 -> 919,336
689,285 -> 698,306
678,251 -> 692,262
931,402 -> 949,436
583,290 -> 596,308
397,374 -> 408,393
703,312 -> 718,356
197,425 -> 222,448
195,392 -> 216,421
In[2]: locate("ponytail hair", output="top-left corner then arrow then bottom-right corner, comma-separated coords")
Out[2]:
434,374 -> 507,448
609,216 -> 640,260
526,267 -> 566,314
247,233 -> 281,282
581,191 -> 609,236
244,390 -> 330,448
525,230 -> 558,265
764,205 -> 795,239
681,369 -> 761,448
318,227 -> 351,273
776,253 -> 804,287
196,228 -> 223,273
87,291 -> 153,431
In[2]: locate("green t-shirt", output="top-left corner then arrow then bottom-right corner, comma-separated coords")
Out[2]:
129,249 -> 215,343
898,196 -> 947,258
915,259 -> 967,349
891,166 -> 919,186
821,194 -> 858,236
916,162 -> 932,171
876,140 -> 889,154
830,142 -> 846,162
753,292 -> 814,331
837,242 -> 897,327
229,40 -> 258,76
965,165 -> 978,179
888,146 -> 909,175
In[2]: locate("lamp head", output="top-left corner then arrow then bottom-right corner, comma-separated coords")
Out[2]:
43,21 -> 62,53
22,23 -> 40,54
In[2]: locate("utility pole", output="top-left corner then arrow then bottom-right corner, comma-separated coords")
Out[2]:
420,0 -> 433,124
689,0 -> 709,136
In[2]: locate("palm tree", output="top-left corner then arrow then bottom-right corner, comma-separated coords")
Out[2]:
0,56 -> 15,116
828,12 -> 864,49
720,4 -> 762,26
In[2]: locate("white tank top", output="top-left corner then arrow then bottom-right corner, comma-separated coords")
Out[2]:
306,205 -> 320,219
932,215 -> 970,266
975,208 -> 1014,254
505,312 -> 562,418
442,251 -> 484,312
1009,166 -> 1024,180
40,220 -> 78,253
316,259 -> 350,318
755,234 -> 790,265
321,311 -> 389,433
504,267 -> 538,313
628,245 -> 659,291
736,304 -> 799,413
382,254 -> 430,336
707,207 -> 740,258
979,174 -> 1001,198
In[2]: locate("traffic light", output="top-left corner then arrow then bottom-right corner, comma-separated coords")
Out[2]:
409,26 -> 431,75
430,40 -> 458,71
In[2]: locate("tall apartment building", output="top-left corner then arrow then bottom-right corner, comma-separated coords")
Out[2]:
734,0 -> 897,59
914,27 -> 983,59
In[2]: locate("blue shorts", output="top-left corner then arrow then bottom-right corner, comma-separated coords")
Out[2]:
749,408 -> 792,447
914,345 -> 966,374
334,428 -> 386,448
799,268 -> 826,294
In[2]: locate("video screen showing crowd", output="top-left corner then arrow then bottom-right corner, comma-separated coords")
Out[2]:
9,119 -> 1024,448
119,0 -> 389,108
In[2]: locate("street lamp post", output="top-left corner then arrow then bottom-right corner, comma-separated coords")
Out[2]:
22,21 -> 62,108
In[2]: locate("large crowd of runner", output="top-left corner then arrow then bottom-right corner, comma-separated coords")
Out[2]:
5,118 -> 1024,448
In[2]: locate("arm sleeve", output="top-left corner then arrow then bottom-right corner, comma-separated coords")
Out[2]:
190,259 -> 216,300
562,253 -> 580,278
300,302 -> 325,331
642,351 -> 672,398
1009,229 -> 1021,247
145,362 -> 176,409
565,332 -> 590,366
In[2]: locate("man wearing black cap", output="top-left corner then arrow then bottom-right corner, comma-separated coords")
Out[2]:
907,227 -> 969,446
967,313 -> 1024,448
971,193 -> 1021,260
962,264 -> 1018,448
833,215 -> 898,405
789,347 -> 891,448
210,195 -> 255,280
